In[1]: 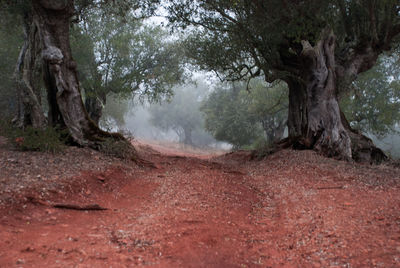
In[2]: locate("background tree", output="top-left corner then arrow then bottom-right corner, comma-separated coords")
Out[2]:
149,82 -> 211,146
341,52 -> 400,137
167,0 -> 400,162
100,95 -> 132,132
72,4 -> 184,125
201,83 -> 263,149
201,80 -> 288,149
247,81 -> 288,144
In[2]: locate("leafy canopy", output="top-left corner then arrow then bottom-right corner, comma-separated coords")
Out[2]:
201,79 -> 288,149
341,52 -> 400,137
167,0 -> 400,84
72,2 -> 185,103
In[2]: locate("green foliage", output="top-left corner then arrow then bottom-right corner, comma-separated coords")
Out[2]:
100,94 -> 131,131
246,81 -> 288,143
340,53 -> 400,137
71,5 -> 185,105
201,79 -> 288,149
241,136 -> 268,151
201,84 -> 263,149
169,0 -> 327,81
0,120 -> 68,153
168,0 -> 399,84
98,137 -> 136,160
0,9 -> 23,118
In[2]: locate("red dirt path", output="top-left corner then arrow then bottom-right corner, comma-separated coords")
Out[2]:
1,140 -> 400,267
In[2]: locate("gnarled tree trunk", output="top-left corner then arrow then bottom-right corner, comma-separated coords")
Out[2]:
300,32 -> 352,160
284,30 -> 386,163
12,11 -> 47,129
31,0 -> 123,148
286,78 -> 307,140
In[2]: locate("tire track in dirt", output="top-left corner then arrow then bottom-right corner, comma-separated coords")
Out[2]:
0,147 -> 265,267
130,155 -> 262,267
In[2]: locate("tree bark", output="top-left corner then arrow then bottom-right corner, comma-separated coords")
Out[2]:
300,32 -> 352,160
12,12 -> 47,129
284,30 -> 386,163
85,90 -> 106,126
30,0 -> 123,148
43,58 -> 65,127
286,78 -> 307,140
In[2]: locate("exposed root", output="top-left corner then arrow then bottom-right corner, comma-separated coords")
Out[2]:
276,134 -> 387,164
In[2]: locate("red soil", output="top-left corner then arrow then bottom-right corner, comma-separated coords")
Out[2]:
1,140 -> 400,267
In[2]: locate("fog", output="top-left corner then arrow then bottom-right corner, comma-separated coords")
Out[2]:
99,75 -> 400,159
125,105 -> 180,142
100,77 -> 232,151
371,129 -> 400,159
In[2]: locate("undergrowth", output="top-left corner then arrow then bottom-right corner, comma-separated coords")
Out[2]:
240,137 -> 278,159
0,120 -> 137,159
0,120 -> 68,153
99,137 -> 137,161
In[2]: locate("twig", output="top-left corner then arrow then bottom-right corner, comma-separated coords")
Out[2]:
27,196 -> 107,211
316,186 -> 344,190
52,203 -> 108,211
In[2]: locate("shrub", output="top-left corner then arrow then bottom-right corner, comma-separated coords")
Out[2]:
99,137 -> 137,160
0,120 -> 68,153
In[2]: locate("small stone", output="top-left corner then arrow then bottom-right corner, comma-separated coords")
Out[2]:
21,246 -> 35,253
45,209 -> 55,214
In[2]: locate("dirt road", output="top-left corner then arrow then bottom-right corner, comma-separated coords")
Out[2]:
1,141 -> 400,267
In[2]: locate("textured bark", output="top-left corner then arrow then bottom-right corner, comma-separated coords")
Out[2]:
43,59 -> 65,127
286,78 -> 307,139
31,0 -> 123,148
12,12 -> 47,129
283,30 -> 387,162
300,32 -> 352,160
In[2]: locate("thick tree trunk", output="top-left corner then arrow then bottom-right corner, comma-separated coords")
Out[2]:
300,32 -> 352,160
30,0 -> 123,148
286,78 -> 307,140
12,12 -> 47,129
284,30 -> 386,163
43,59 -> 65,127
